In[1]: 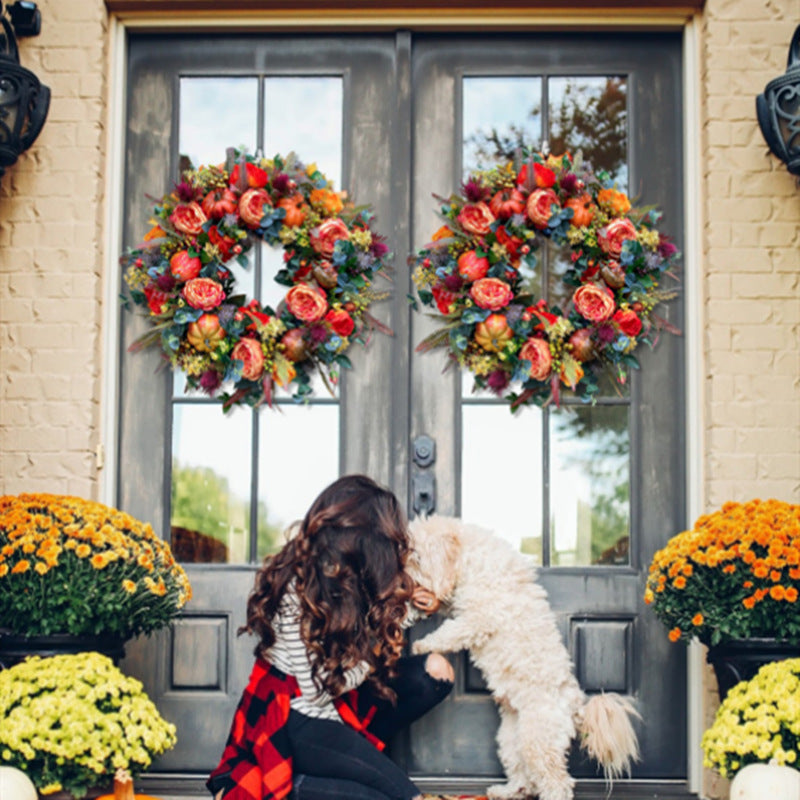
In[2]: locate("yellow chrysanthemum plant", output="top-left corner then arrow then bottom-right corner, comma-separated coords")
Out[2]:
0,652 -> 177,797
0,493 -> 192,639
702,657 -> 800,779
645,499 -> 800,646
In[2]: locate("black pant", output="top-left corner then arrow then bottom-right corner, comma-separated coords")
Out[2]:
289,654 -> 453,800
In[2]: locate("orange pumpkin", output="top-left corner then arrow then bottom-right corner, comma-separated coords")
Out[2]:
474,313 -> 512,352
278,193 -> 309,227
564,193 -> 595,227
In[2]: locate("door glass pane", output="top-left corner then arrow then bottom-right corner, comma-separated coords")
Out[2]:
257,403 -> 339,559
179,77 -> 259,168
463,77 -> 542,175
170,404 -> 252,564
462,404 -> 543,563
171,75 -> 344,564
549,404 -> 630,566
264,77 -> 343,187
548,76 -> 628,187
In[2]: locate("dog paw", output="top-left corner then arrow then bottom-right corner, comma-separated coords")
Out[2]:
411,639 -> 431,655
486,783 -> 526,800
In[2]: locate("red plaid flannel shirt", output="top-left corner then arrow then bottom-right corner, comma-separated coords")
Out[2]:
207,658 -> 383,800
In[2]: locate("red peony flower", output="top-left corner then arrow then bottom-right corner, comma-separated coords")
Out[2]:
573,283 -> 616,323
169,250 -> 202,282
470,277 -> 514,311
457,250 -> 490,282
208,226 -> 236,261
144,285 -> 170,316
495,226 -> 523,260
310,218 -> 350,258
325,308 -> 355,337
229,162 -> 268,189
170,202 -> 207,236
519,337 -> 552,381
286,283 -> 329,322
613,308 -> 643,337
533,163 -> 556,188
598,218 -> 637,258
239,189 -> 271,229
432,285 -> 459,315
526,189 -> 560,229
183,277 -> 226,311
231,337 -> 265,381
457,202 -> 495,236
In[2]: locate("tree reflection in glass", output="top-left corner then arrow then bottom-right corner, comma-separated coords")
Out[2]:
549,405 -> 630,566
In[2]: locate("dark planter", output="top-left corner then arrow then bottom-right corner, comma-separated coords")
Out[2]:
706,638 -> 800,700
0,631 -> 126,669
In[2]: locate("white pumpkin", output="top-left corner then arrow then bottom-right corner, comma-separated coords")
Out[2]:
0,766 -> 38,800
731,762 -> 800,800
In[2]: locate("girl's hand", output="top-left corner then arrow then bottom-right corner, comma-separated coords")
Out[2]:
411,586 -> 441,615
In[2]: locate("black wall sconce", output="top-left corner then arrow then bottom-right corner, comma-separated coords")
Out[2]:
756,24 -> 800,177
0,1 -> 49,178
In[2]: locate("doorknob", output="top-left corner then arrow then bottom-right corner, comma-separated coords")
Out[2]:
413,434 -> 435,468
412,471 -> 436,517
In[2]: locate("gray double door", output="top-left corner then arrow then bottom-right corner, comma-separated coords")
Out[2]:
120,31 -> 687,797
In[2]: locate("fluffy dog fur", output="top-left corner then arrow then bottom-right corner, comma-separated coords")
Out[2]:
407,515 -> 640,800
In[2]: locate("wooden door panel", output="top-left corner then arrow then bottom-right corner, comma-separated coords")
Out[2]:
407,32 -> 685,781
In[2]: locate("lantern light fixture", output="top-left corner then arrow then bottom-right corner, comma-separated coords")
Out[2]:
0,1 -> 49,178
756,24 -> 800,177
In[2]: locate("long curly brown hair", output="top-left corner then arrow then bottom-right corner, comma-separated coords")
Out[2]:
242,474 -> 414,702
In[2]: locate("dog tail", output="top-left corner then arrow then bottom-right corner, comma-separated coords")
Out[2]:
578,693 -> 641,780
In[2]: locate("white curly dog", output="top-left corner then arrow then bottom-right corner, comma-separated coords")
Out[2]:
407,514 -> 640,800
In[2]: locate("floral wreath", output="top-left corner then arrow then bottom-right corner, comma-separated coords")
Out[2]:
122,150 -> 391,409
411,150 -> 680,408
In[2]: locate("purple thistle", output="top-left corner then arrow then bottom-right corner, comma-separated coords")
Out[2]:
156,273 -> 176,291
199,370 -> 222,393
658,237 -> 678,260
462,179 -> 486,202
272,173 -> 291,193
505,304 -> 523,325
559,173 -> 580,194
370,238 -> 389,259
175,181 -> 196,202
597,324 -> 616,344
218,305 -> 236,328
487,370 -> 510,392
443,273 -> 463,291
309,324 -> 329,344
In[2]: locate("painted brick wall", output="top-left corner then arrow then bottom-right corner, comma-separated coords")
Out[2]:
701,0 -> 800,512
701,1 -> 800,797
0,0 -> 107,499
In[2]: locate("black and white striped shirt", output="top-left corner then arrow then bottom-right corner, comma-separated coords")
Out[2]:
266,587 -> 371,722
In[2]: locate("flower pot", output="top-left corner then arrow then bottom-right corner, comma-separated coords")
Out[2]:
730,762 -> 800,799
0,631 -> 126,670
706,638 -> 800,700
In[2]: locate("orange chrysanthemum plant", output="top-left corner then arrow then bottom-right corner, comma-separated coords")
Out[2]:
0,493 -> 192,639
645,499 -> 800,647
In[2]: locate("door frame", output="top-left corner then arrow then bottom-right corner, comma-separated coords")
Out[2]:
100,10 -> 706,795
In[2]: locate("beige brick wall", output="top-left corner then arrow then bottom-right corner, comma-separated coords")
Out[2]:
0,1 -> 798,798
701,0 -> 800,513
700,2 -> 800,797
0,0 -> 108,498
